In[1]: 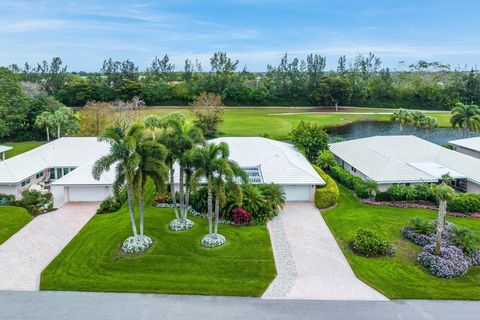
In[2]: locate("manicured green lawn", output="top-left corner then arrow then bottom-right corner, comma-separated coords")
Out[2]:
3,141 -> 45,158
0,206 -> 32,245
138,107 -> 451,140
40,188 -> 276,296
323,186 -> 480,300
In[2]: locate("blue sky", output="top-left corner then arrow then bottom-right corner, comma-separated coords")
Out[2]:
1,0 -> 479,71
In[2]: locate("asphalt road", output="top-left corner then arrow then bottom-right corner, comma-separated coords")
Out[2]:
0,291 -> 479,320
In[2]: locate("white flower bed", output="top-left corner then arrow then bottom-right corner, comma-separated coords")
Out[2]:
155,203 -> 234,225
200,233 -> 226,248
122,235 -> 153,254
169,218 -> 194,231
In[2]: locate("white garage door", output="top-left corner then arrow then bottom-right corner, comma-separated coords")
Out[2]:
68,186 -> 109,202
282,185 -> 310,201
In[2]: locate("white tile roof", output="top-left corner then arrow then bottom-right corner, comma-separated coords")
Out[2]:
174,137 -> 325,186
449,137 -> 480,152
0,137 -> 113,185
329,136 -> 480,184
0,145 -> 12,154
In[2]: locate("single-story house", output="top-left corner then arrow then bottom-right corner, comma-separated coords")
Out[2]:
173,137 -> 325,201
449,137 -> 480,159
0,145 -> 12,161
0,137 -> 114,208
329,135 -> 480,193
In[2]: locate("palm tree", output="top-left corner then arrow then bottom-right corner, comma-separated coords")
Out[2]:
391,108 -> 412,134
144,115 -> 161,140
242,184 -> 266,214
35,111 -> 54,141
410,111 -> 426,134
258,183 -> 286,212
364,179 -> 379,198
316,149 -> 336,170
92,124 -> 144,240
134,140 -> 169,237
450,102 -> 480,138
431,182 -> 455,256
420,116 -> 438,138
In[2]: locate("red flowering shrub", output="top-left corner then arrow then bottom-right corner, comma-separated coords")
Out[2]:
231,208 -> 251,226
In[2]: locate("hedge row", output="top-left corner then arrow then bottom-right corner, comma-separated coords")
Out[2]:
329,165 -> 369,198
312,165 -> 339,209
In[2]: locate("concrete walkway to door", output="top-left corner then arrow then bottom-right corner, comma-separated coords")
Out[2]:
263,202 -> 387,300
0,202 -> 99,291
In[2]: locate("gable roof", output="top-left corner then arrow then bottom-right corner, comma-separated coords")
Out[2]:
449,137 -> 480,152
0,137 -> 112,185
329,135 -> 480,184
173,137 -> 324,186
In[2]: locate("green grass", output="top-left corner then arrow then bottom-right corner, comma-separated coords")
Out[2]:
0,206 -> 32,245
40,188 -> 276,296
3,141 -> 45,158
138,107 -> 451,140
323,186 -> 480,300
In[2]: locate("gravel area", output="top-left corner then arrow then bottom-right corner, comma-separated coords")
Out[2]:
263,202 -> 387,300
0,202 -> 99,291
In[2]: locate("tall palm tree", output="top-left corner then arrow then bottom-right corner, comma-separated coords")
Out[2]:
420,116 -> 438,138
391,108 -> 412,134
133,140 -> 169,237
35,111 -> 54,141
144,115 -> 161,140
92,124 -> 144,238
364,179 -> 379,198
410,111 -> 426,134
431,182 -> 455,256
450,102 -> 480,138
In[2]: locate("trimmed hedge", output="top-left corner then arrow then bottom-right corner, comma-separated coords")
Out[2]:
312,165 -> 339,209
448,193 -> 480,214
329,164 -> 369,198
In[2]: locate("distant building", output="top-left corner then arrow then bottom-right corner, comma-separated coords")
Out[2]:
449,137 -> 480,159
329,136 -> 480,193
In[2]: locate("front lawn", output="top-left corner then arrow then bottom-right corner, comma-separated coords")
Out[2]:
40,193 -> 276,296
3,141 -> 45,158
322,186 -> 480,300
0,206 -> 32,245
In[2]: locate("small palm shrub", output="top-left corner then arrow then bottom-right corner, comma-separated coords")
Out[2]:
316,149 -> 336,170
351,228 -> 395,257
409,217 -> 435,235
451,227 -> 478,254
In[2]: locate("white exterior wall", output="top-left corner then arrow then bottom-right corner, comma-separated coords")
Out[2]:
0,184 -> 20,198
67,186 -> 113,202
455,146 -> 480,159
51,185 -> 67,208
467,181 -> 480,194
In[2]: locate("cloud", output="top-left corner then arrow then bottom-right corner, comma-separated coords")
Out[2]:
0,19 -> 69,33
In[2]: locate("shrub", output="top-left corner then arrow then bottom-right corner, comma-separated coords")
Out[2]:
153,193 -> 172,204
329,165 -> 368,198
96,189 -> 127,214
0,193 -> 15,206
190,187 -> 208,213
374,191 -> 391,202
451,227 -> 477,254
20,190 -> 53,215
386,184 -> 416,201
231,207 -> 251,226
417,244 -> 470,278
351,228 -> 394,257
447,193 -> 480,214
409,217 -> 435,235
413,183 -> 435,202
312,165 -> 339,209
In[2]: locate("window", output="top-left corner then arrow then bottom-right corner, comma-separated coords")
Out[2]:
49,168 -> 55,180
35,172 -> 44,179
351,166 -> 357,173
63,168 -> 70,175
21,178 -> 31,187
56,168 -> 63,179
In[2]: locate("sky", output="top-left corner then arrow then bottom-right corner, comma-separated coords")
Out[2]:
1,0 -> 480,72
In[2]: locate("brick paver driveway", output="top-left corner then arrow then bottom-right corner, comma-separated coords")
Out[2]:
0,202 -> 99,291
263,202 -> 387,300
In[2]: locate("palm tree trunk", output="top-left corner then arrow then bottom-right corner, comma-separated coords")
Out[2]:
139,185 -> 145,237
46,126 -> 50,141
399,124 -> 403,134
151,130 -> 156,140
214,197 -> 220,237
179,166 -> 186,223
185,185 -> 190,216
170,166 -> 179,220
126,183 -> 138,237
57,125 -> 61,138
207,176 -> 213,235
435,200 -> 447,256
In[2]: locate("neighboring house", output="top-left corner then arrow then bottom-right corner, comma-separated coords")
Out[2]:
329,136 -> 480,193
449,137 -> 480,159
0,145 -> 12,161
173,137 -> 326,201
0,138 -> 114,208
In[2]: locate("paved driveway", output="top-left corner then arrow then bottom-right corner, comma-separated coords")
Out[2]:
0,202 -> 99,291
263,202 -> 387,300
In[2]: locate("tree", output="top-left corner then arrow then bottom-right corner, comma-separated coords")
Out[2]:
35,111 -> 55,141
147,54 -> 175,80
144,115 -> 162,140
190,92 -> 224,138
410,111 -> 426,134
290,121 -> 330,162
420,116 -> 438,138
0,68 -> 30,138
364,179 -> 379,197
52,106 -> 80,138
316,149 -> 336,170
258,183 -> 286,212
391,108 -> 412,134
450,102 -> 480,138
317,76 -> 352,111
92,124 -> 150,251
78,102 -> 114,136
430,182 -> 455,256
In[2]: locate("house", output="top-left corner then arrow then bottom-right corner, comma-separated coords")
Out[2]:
449,137 -> 480,159
329,135 -> 480,193
0,145 -> 12,161
173,137 -> 325,201
0,137 -> 114,208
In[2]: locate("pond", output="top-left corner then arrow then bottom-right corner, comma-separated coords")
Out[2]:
328,121 -> 480,145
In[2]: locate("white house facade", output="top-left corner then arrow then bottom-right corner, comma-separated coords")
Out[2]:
329,135 -> 480,193
449,137 -> 480,159
173,137 -> 325,201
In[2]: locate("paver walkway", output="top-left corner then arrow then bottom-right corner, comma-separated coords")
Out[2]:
0,202 -> 99,291
263,202 -> 387,300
